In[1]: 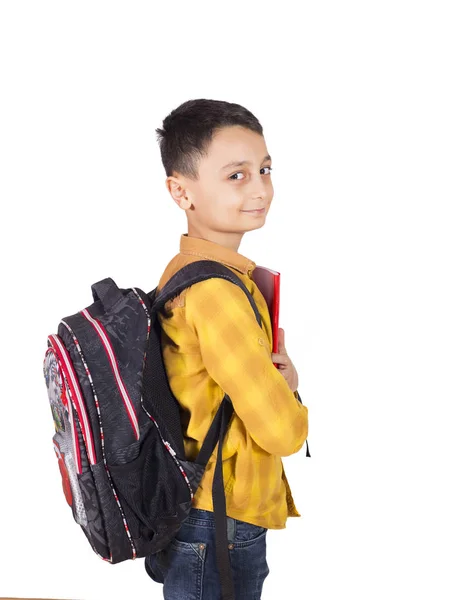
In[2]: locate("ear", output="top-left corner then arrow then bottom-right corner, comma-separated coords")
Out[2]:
166,176 -> 190,207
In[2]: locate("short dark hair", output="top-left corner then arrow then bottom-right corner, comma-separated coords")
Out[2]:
155,99 -> 263,180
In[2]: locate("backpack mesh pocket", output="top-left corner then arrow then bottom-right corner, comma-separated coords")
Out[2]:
107,421 -> 189,536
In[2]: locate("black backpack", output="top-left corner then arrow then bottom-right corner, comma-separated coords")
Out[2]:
43,259 -> 309,600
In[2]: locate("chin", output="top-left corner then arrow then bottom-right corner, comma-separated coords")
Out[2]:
246,220 -> 265,232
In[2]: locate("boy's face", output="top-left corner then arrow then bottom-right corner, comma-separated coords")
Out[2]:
167,126 -> 273,241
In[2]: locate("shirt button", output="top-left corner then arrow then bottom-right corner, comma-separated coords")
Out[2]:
258,337 -> 264,345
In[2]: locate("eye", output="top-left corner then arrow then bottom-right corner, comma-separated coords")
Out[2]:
229,166 -> 273,181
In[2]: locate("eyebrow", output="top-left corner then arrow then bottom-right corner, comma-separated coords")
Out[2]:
221,154 -> 272,171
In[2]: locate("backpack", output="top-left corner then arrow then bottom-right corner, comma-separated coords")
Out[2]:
43,259 -> 278,600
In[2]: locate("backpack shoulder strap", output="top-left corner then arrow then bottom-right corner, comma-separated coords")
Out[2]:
150,260 -> 262,328
150,260 -> 265,599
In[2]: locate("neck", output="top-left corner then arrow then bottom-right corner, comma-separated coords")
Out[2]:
186,224 -> 244,253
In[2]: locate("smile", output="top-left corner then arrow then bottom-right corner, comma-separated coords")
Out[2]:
241,208 -> 265,214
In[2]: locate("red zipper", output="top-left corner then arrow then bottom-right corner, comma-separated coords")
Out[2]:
48,335 -> 97,466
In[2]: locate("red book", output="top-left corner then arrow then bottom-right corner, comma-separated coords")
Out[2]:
251,265 -> 280,367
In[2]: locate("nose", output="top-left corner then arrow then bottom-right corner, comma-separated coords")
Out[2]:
250,172 -> 271,200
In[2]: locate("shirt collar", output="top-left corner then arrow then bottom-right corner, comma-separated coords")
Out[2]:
179,233 -> 256,276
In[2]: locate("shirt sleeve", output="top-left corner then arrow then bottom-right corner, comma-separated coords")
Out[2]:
184,276 -> 309,457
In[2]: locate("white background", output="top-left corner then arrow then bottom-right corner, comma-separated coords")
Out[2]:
1,1 -> 455,599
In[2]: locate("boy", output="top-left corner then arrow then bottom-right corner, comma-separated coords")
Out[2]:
144,99 -> 309,599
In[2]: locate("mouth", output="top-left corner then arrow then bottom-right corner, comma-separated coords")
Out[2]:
241,207 -> 266,214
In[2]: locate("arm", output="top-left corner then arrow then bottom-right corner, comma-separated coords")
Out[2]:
185,277 -> 308,457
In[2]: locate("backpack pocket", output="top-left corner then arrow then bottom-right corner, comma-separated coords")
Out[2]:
107,420 -> 190,540
45,335 -> 97,467
44,337 -> 112,560
44,346 -> 88,524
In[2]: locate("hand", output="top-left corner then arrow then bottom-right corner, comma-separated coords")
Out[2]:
271,328 -> 299,393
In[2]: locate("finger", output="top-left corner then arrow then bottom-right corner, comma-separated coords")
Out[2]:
277,328 -> 286,353
271,352 -> 289,365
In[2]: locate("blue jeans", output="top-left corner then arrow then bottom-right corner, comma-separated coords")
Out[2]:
144,508 -> 270,599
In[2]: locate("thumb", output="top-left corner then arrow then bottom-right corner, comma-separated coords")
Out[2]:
277,327 -> 286,353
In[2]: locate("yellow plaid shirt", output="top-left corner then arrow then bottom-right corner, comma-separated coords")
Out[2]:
156,233 -> 309,529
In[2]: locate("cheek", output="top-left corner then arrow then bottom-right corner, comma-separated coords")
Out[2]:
215,191 -> 243,214
225,189 -> 245,210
